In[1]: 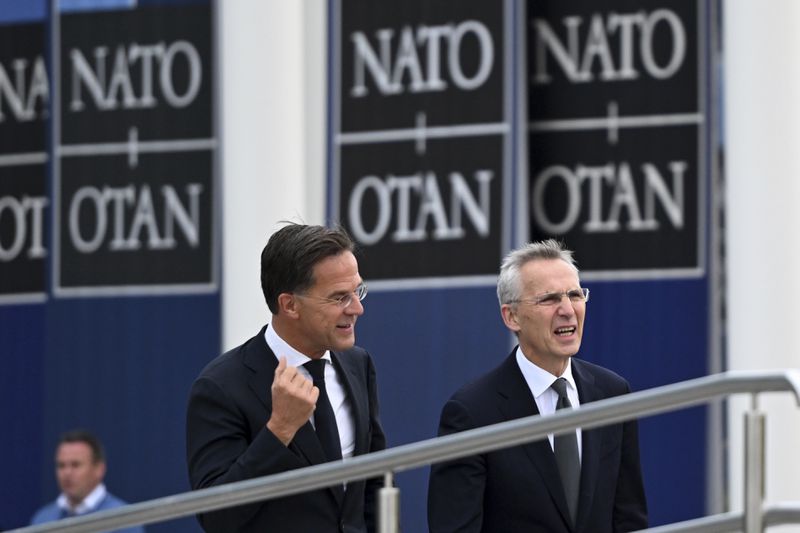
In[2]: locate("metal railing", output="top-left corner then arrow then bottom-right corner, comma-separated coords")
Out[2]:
643,502 -> 800,532
11,369 -> 800,533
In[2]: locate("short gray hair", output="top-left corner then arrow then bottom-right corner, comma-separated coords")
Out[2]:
497,239 -> 579,305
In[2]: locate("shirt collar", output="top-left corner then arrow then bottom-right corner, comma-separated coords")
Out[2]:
515,347 -> 576,399
265,323 -> 332,367
57,483 -> 107,515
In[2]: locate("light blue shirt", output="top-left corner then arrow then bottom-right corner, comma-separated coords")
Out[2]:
30,483 -> 145,533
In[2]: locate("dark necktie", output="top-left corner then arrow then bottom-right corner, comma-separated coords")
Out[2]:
551,377 -> 580,525
304,359 -> 343,462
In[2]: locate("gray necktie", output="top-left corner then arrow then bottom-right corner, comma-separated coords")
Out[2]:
551,377 -> 580,525
304,359 -> 343,462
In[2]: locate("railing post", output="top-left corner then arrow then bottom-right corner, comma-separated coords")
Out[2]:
378,471 -> 400,533
744,401 -> 765,533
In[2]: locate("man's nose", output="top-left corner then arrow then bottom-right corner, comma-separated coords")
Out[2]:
556,297 -> 575,316
346,296 -> 365,315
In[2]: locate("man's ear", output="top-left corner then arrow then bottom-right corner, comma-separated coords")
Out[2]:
93,461 -> 107,484
500,304 -> 521,333
277,293 -> 300,319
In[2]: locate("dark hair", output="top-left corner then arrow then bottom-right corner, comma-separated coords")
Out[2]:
261,223 -> 356,314
58,430 -> 106,464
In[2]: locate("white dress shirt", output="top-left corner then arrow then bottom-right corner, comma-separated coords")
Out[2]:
57,483 -> 107,515
265,326 -> 356,458
515,347 -> 582,461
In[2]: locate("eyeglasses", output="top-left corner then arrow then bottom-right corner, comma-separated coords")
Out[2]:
508,288 -> 589,307
295,282 -> 368,309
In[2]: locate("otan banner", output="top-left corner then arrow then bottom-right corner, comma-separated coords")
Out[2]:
330,0 -> 518,286
526,0 -> 718,525
0,2 -> 219,531
329,0 -> 719,530
0,4 -> 49,529
528,0 -> 705,278
56,3 -> 216,294
329,0 -> 522,531
0,9 -> 48,303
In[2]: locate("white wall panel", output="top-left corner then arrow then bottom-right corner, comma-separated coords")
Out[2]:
220,1 -> 326,350
724,0 -> 800,526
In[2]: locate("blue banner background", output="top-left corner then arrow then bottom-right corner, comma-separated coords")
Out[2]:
329,1 -> 715,531
0,1 -> 219,530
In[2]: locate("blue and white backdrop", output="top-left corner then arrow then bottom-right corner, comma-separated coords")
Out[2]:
328,1 -> 718,531
0,0 -> 720,531
1,1 -> 218,531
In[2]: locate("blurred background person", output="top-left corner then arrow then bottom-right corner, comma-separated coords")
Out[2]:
30,429 -> 144,533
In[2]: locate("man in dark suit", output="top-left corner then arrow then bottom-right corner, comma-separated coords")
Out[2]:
428,239 -> 647,532
186,223 -> 386,533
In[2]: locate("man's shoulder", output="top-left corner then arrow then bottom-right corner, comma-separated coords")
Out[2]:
332,344 -> 374,374
30,501 -> 59,524
573,357 -> 632,394
448,352 -> 516,404
337,344 -> 370,360
195,327 -> 270,380
574,357 -> 628,381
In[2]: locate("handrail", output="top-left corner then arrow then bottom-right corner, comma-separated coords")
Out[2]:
640,511 -> 742,532
639,502 -> 800,532
11,369 -> 800,533
764,502 -> 800,527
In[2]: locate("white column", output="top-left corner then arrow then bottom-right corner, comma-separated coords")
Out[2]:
724,0 -> 800,527
219,1 -> 327,349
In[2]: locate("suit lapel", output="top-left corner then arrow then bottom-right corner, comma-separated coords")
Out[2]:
243,328 -> 275,411
331,352 -> 367,453
495,354 -> 575,529
572,359 -> 601,532
243,328 -> 342,504
328,351 -> 365,506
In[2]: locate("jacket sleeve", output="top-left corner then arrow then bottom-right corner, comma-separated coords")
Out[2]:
427,398 -> 487,533
612,383 -> 648,532
185,375 -> 307,531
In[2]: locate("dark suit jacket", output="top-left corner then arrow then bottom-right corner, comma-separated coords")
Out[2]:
428,350 -> 647,533
186,326 -> 386,533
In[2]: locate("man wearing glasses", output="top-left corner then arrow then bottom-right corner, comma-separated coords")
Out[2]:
186,223 -> 386,533
428,239 -> 647,532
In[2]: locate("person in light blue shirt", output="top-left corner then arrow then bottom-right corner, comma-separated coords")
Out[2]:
30,430 -> 144,533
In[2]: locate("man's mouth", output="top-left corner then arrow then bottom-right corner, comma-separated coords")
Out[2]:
554,326 -> 576,336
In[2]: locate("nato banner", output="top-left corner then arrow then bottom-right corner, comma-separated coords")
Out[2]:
330,0 -> 516,286
528,0 -> 705,278
329,0 -> 719,530
0,17 -> 48,303
526,0 -> 718,525
56,3 -> 216,294
329,1 -> 522,531
0,2 -> 220,531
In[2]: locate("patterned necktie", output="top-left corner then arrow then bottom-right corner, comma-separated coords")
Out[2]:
551,377 -> 580,525
304,359 -> 343,462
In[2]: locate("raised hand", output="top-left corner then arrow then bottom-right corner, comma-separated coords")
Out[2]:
266,357 -> 320,445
